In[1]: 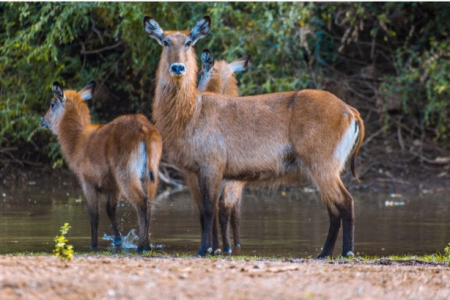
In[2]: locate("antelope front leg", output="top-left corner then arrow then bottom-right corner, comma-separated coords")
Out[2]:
198,172 -> 222,257
212,212 -> 220,255
185,172 -> 221,255
218,198 -> 232,254
82,181 -> 99,251
220,181 -> 244,253
231,200 -> 242,248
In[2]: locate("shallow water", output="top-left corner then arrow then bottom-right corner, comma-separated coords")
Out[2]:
1,178 -> 449,257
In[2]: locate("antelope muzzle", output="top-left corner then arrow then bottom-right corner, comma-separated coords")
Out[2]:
170,63 -> 186,77
40,117 -> 50,129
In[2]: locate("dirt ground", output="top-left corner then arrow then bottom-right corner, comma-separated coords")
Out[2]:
0,256 -> 449,300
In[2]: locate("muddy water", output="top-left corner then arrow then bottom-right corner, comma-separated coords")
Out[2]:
1,178 -> 449,257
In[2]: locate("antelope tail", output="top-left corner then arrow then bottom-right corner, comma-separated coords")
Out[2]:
145,132 -> 162,184
350,107 -> 365,181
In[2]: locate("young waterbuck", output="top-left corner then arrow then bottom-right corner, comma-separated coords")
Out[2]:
195,49 -> 251,253
40,81 -> 162,252
144,16 -> 364,258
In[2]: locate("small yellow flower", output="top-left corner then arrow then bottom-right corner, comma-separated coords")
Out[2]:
54,223 -> 74,261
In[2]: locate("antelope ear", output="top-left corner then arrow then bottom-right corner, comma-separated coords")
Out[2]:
52,81 -> 65,103
143,16 -> 164,45
201,49 -> 214,71
229,54 -> 252,73
190,16 -> 210,45
78,81 -> 96,101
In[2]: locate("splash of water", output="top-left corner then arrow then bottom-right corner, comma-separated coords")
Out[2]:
103,229 -> 138,249
103,229 -> 165,250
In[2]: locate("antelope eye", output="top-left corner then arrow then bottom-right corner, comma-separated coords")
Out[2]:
50,103 -> 55,109
163,40 -> 169,47
186,41 -> 192,47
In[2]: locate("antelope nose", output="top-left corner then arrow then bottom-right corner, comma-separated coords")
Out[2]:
40,117 -> 47,128
170,64 -> 185,75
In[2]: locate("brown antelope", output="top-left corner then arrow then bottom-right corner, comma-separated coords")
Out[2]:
195,49 -> 251,253
198,49 -> 251,95
40,81 -> 162,252
143,16 -> 365,258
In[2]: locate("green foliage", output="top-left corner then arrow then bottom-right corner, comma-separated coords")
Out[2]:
53,223 -> 74,261
444,243 -> 450,258
380,39 -> 450,144
1,3 -> 450,167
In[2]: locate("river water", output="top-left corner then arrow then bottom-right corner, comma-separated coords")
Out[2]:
1,177 -> 449,257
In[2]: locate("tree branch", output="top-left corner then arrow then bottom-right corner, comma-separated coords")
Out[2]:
80,41 -> 124,55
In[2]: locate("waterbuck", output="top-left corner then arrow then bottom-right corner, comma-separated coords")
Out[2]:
41,81 -> 162,252
143,16 -> 364,258
194,49 -> 251,253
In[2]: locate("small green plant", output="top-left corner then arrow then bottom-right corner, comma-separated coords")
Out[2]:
53,223 -> 74,261
443,243 -> 450,258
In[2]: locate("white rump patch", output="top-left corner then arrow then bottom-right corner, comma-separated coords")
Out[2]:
130,141 -> 147,179
334,119 -> 359,169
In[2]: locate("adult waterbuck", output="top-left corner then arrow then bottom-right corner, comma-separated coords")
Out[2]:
143,16 -> 364,258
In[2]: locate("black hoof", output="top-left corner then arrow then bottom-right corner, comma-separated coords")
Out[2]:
342,251 -> 355,257
137,245 -> 150,253
223,247 -> 232,254
90,245 -> 98,252
317,253 -> 331,259
197,247 -> 213,257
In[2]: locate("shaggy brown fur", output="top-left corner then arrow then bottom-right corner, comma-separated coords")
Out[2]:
144,16 -> 365,258
41,81 -> 162,251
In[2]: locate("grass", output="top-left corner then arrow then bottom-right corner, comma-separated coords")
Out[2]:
6,252 -> 50,257
5,242 -> 450,264
4,250 -> 450,265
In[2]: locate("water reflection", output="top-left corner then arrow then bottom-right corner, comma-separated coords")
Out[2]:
0,178 -> 449,257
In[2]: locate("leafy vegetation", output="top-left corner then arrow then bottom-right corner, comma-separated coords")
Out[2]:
444,242 -> 450,259
1,2 -> 449,167
53,223 -> 74,261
